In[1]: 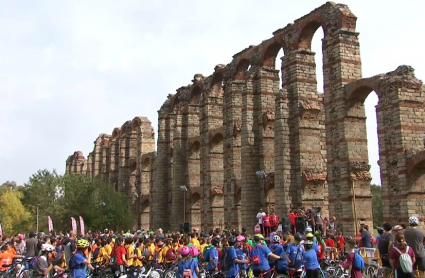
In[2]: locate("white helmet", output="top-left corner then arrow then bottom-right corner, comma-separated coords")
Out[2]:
305,227 -> 313,233
409,216 -> 419,226
272,235 -> 281,243
41,244 -> 55,252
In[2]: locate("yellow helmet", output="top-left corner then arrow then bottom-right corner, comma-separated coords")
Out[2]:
306,233 -> 314,238
77,239 -> 90,248
254,233 -> 264,240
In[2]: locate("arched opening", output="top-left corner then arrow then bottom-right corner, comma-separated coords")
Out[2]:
365,93 -> 380,186
265,183 -> 275,214
211,134 -> 224,154
131,118 -> 141,131
143,158 -> 150,171
111,128 -> 120,141
141,200 -> 150,230
274,48 -> 285,89
190,86 -> 202,104
234,59 -> 250,80
311,26 -> 325,93
211,72 -> 224,95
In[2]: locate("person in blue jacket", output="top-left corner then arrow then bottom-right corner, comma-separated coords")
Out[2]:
302,240 -> 320,278
225,236 -> 249,278
270,235 -> 288,274
285,233 -> 304,269
250,234 -> 282,278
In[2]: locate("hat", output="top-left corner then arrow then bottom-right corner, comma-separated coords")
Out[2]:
306,233 -> 314,238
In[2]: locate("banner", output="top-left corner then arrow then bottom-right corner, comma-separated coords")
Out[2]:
48,216 -> 53,232
79,216 -> 85,237
0,220 -> 2,237
71,217 -> 77,234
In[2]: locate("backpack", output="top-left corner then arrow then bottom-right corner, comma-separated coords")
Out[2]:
189,246 -> 199,257
28,256 -> 39,269
378,233 -> 391,258
352,252 -> 365,270
180,259 -> 194,278
142,247 -> 150,258
250,245 -> 264,265
166,247 -> 177,261
203,247 -> 211,263
394,246 -> 413,273
109,249 -> 117,267
220,247 -> 229,272
93,247 -> 101,261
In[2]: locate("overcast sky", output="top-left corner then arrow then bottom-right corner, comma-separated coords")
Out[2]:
0,0 -> 423,186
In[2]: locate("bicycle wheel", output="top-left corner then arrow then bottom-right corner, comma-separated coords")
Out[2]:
163,270 -> 176,278
150,270 -> 161,278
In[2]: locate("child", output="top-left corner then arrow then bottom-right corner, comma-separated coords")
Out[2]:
390,232 -> 415,278
303,240 -> 320,278
341,239 -> 362,278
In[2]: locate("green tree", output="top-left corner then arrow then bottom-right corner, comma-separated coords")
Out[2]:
0,186 -> 34,235
20,170 -> 134,233
371,184 -> 383,227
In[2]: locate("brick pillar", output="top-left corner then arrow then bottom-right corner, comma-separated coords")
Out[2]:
241,65 -> 261,228
87,152 -> 93,179
152,109 -> 172,230
256,65 -> 279,215
223,79 -> 243,230
101,135 -> 110,180
323,29 -> 366,235
186,103 -> 201,229
171,110 -> 187,231
200,90 -> 224,230
118,121 -> 131,195
93,136 -> 103,178
108,131 -> 120,190
283,49 -> 328,213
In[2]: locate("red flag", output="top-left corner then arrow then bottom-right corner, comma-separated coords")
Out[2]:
48,216 -> 53,232
71,217 -> 77,234
79,216 -> 85,237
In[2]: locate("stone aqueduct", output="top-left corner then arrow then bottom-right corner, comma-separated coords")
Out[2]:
66,2 -> 425,235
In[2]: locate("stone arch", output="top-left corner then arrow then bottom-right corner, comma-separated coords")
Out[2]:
211,133 -> 224,154
143,157 -> 150,171
211,71 -> 224,92
111,128 -> 121,141
190,86 -> 202,104
298,21 -> 324,50
406,152 -> 425,223
262,41 -> 285,68
190,192 -> 201,209
131,117 -> 142,131
345,77 -> 381,102
190,141 -> 200,159
265,183 -> 275,214
234,59 -> 250,81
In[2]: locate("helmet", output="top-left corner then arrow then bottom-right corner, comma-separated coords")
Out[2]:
156,241 -> 164,247
253,233 -> 264,241
304,240 -> 313,246
236,235 -> 245,242
228,236 -> 237,244
29,231 -> 37,238
272,235 -> 281,243
409,216 -> 419,226
104,229 -> 109,233
77,239 -> 90,248
211,237 -> 220,246
294,233 -> 303,242
377,227 -> 384,232
306,233 -> 314,238
41,244 -> 55,252
393,225 -> 403,231
305,227 -> 313,233
314,230 -> 321,236
179,246 -> 190,256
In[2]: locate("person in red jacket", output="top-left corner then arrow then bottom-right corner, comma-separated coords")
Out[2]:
262,212 -> 271,237
270,212 -> 279,230
288,210 -> 297,234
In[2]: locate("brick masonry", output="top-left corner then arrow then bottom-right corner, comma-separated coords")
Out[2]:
66,2 -> 425,234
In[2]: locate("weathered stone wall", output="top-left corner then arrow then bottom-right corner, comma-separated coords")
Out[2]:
67,2 -> 425,234
65,117 -> 155,230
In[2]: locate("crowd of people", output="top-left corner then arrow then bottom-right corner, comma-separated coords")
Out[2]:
0,215 -> 424,278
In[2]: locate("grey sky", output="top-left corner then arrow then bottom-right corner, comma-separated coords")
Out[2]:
0,0 -> 423,186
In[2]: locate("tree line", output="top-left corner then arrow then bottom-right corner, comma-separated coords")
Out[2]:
0,170 -> 134,235
0,170 -> 384,236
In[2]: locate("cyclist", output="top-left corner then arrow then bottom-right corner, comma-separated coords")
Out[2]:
235,235 -> 249,278
302,241 -> 320,278
250,234 -> 282,278
206,237 -> 220,274
285,233 -> 304,270
225,236 -> 249,278
270,235 -> 288,274
70,239 -> 94,278
175,246 -> 199,278
33,244 -> 65,278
